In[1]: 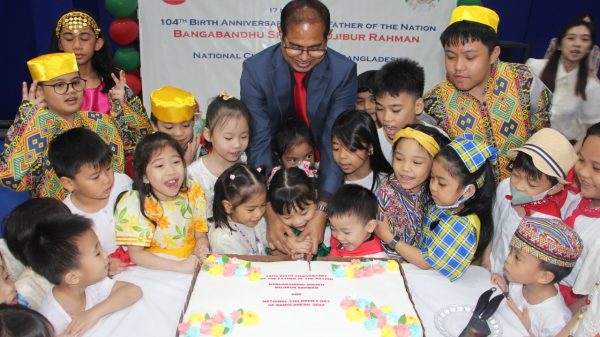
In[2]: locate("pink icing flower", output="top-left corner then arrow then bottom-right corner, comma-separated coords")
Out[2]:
372,264 -> 385,273
178,322 -> 190,334
340,297 -> 356,309
363,267 -> 374,277
223,263 -> 236,276
229,309 -> 241,323
377,314 -> 388,328
395,324 -> 410,337
350,259 -> 361,264
211,311 -> 225,324
354,268 -> 365,278
200,320 -> 213,334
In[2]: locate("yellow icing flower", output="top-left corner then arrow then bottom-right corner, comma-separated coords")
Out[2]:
241,311 -> 260,326
387,260 -> 400,271
345,268 -> 355,278
248,271 -> 261,281
380,305 -> 393,313
350,263 -> 362,270
208,264 -> 224,275
345,306 -> 365,322
188,313 -> 204,325
380,325 -> 395,337
205,255 -> 216,262
210,323 -> 224,337
406,315 -> 420,324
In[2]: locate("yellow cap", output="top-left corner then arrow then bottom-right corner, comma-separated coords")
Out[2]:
449,6 -> 500,32
150,86 -> 196,123
27,53 -> 79,82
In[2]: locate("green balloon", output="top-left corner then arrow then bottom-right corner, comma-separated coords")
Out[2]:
114,47 -> 140,72
457,0 -> 481,5
106,0 -> 138,18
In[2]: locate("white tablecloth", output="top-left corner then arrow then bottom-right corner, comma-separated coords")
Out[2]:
404,264 -> 529,337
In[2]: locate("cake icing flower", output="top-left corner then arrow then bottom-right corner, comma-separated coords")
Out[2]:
202,254 -> 262,281
331,260 -> 401,279
340,297 -> 422,337
179,309 -> 260,336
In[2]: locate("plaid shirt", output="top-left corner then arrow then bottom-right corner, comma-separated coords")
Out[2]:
420,206 -> 481,281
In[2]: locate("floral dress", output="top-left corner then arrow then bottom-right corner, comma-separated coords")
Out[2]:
114,180 -> 208,258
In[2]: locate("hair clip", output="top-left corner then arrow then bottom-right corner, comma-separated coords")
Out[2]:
219,90 -> 232,101
229,174 -> 235,180
256,167 -> 262,173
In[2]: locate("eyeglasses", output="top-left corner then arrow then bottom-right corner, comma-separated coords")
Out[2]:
38,78 -> 87,95
282,42 -> 327,58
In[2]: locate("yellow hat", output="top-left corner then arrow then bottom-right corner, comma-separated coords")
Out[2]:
150,86 -> 196,123
449,6 -> 500,32
27,53 -> 79,82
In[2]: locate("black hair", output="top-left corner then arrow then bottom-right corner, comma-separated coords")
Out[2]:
3,198 -> 71,266
511,152 -> 559,186
357,70 -> 377,94
205,94 -> 251,136
22,214 -> 93,285
440,20 -> 499,54
50,9 -> 117,93
394,124 -> 450,214
131,132 -> 188,227
582,121 -> 600,144
328,184 -> 377,225
372,58 -> 425,99
541,20 -> 595,100
0,304 -> 55,337
48,127 -> 113,179
432,145 -> 495,262
212,163 -> 267,232
540,262 -> 573,283
269,167 -> 317,215
280,0 -> 330,40
273,121 -> 315,166
332,110 -> 392,191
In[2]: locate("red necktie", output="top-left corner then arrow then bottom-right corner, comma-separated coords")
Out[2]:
293,71 -> 309,126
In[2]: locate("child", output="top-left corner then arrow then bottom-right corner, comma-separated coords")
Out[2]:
560,122 -> 600,304
492,217 -> 582,337
328,184 -> 387,258
188,92 -> 251,220
273,121 -> 316,170
0,303 -> 55,337
0,52 -> 151,199
209,163 -> 268,255
424,5 -> 551,181
150,86 -> 204,165
373,58 -> 440,164
0,252 -> 18,305
486,128 -> 577,275
48,127 -> 132,275
379,134 -> 496,281
50,9 -> 144,115
268,167 -> 330,258
332,110 -> 392,191
25,214 -> 142,336
375,124 -> 449,259
114,132 -> 209,273
356,70 -> 378,127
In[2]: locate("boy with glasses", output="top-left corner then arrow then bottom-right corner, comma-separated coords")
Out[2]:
0,52 -> 151,199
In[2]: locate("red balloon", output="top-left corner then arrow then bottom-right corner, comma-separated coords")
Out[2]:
163,0 -> 186,4
109,18 -> 139,45
125,71 -> 142,95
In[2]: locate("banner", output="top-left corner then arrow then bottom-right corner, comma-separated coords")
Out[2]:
139,0 -> 455,111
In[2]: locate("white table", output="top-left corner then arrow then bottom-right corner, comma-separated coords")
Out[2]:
403,264 -> 529,337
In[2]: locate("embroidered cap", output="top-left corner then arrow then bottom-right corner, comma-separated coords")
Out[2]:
150,86 -> 196,123
508,128 -> 576,184
27,53 -> 79,82
510,217 -> 583,268
449,5 -> 500,32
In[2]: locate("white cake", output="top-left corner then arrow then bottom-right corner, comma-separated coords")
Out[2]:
178,255 -> 423,337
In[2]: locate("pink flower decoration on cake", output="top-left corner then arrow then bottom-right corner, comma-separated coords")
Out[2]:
331,260 -> 400,279
200,320 -> 213,334
179,308 -> 260,336
339,297 -> 421,337
202,255 -> 262,281
340,297 -> 356,309
395,324 -> 410,337
229,310 -> 241,323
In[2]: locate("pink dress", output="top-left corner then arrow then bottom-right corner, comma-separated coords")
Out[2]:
81,82 -> 111,114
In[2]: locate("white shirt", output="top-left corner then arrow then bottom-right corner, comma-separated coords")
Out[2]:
527,58 -> 600,140
377,128 -> 394,165
63,173 -> 132,254
508,283 -> 571,337
208,218 -> 268,255
489,179 -> 561,274
39,277 -> 115,335
345,171 -> 387,192
187,157 -> 219,220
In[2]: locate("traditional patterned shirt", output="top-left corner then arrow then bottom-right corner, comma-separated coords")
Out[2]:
419,206 -> 481,281
376,175 -> 424,259
424,61 -> 552,181
0,88 -> 151,199
114,180 -> 209,258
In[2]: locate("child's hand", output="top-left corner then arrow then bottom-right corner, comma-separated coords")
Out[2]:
21,81 -> 46,110
506,298 -> 532,334
491,273 -> 508,293
177,255 -> 199,274
64,309 -> 101,337
288,235 -> 312,257
108,257 -> 128,277
374,214 -> 393,243
193,242 -> 210,260
184,134 -> 202,165
108,70 -> 127,103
